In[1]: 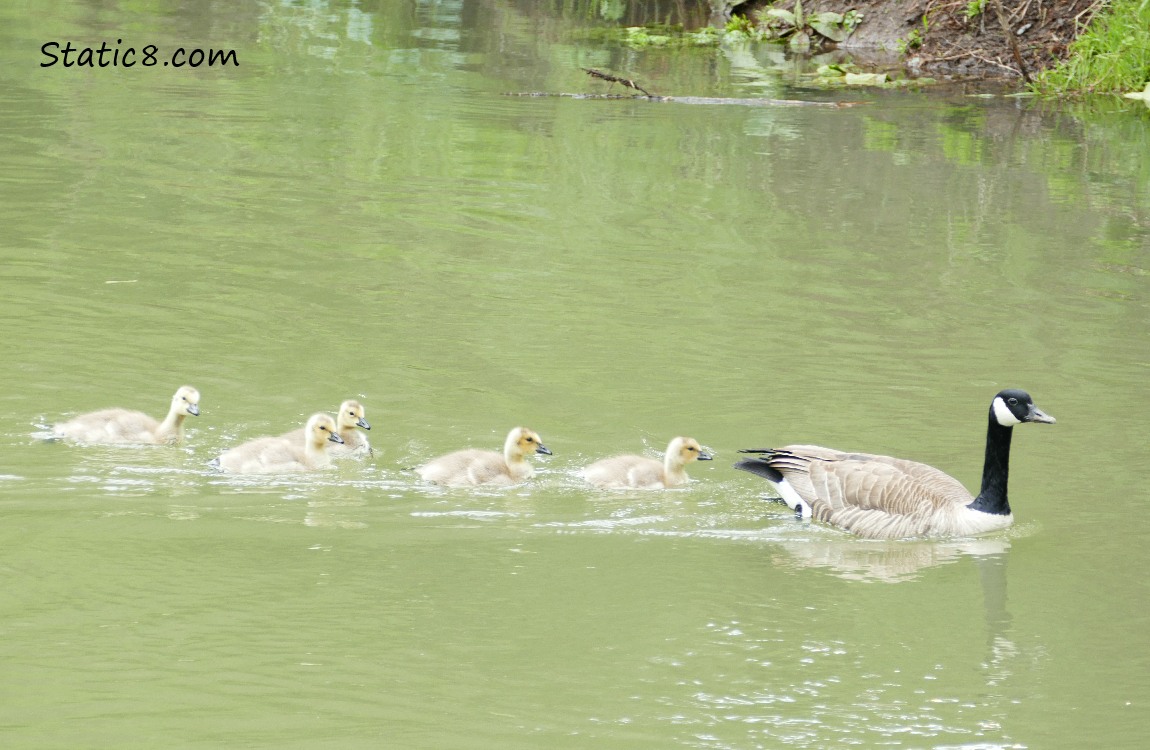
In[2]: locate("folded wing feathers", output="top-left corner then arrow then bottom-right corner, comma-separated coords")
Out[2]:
757,446 -> 976,539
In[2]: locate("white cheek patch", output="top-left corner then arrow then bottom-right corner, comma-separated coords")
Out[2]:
992,396 -> 1022,426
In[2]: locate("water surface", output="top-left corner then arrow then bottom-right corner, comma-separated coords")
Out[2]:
1,2 -> 1148,748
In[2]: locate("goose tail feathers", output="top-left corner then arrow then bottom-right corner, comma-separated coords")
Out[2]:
731,457 -> 785,483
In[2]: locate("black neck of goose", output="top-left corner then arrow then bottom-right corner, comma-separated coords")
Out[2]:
968,411 -> 1014,515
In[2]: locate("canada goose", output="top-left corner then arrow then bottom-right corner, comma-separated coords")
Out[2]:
216,413 -> 344,474
733,389 -> 1055,540
417,426 -> 551,487
51,385 -> 201,445
282,400 -> 371,458
583,436 -> 713,489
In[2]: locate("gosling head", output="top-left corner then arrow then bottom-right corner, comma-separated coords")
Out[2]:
306,413 -> 345,447
990,389 -> 1056,427
173,386 -> 201,417
506,426 -> 551,459
668,436 -> 712,467
338,400 -> 370,431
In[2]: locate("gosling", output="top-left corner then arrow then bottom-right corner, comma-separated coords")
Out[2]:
281,400 -> 371,458
417,426 -> 551,487
51,385 -> 201,445
215,413 -> 344,474
583,436 -> 712,489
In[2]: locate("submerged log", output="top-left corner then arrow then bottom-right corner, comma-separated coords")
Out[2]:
504,68 -> 868,108
503,92 -> 866,107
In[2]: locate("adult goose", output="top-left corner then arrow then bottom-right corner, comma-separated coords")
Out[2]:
417,426 -> 551,487
733,389 -> 1055,539
52,385 -> 201,445
583,436 -> 712,489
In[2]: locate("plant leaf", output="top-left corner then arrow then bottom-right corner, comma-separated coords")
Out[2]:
764,8 -> 796,25
810,13 -> 849,42
789,30 -> 811,50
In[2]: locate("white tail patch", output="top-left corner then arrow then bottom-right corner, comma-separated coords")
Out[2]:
992,397 -> 1021,426
775,476 -> 813,518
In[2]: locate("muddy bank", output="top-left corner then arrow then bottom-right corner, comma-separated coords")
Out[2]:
728,0 -> 1102,80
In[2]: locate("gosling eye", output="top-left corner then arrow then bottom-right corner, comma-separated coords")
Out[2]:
525,436 -> 534,443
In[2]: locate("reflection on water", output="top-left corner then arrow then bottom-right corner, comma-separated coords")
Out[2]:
767,534 -> 1013,583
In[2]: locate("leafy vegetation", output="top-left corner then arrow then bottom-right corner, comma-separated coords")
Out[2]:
599,4 -> 864,51
816,62 -> 936,88
1036,0 -> 1150,95
752,1 -> 864,49
964,0 -> 988,20
604,24 -> 725,47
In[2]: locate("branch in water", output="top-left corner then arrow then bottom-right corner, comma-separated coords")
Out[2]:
502,92 -> 867,108
582,68 -> 653,98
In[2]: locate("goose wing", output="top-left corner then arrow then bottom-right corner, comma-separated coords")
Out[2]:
743,445 -> 972,524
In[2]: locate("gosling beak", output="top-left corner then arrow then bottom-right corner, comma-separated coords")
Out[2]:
187,404 -> 200,417
535,444 -> 552,456
698,450 -> 713,461
357,417 -> 371,430
1027,404 -> 1056,424
329,432 -> 345,444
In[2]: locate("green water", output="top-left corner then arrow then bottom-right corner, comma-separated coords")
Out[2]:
2,2 -> 1149,748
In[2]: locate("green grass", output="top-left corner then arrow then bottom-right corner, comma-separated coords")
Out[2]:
1036,0 -> 1150,94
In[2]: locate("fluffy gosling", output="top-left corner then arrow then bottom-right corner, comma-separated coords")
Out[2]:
216,413 -> 344,474
417,426 -> 551,487
51,385 -> 201,445
583,436 -> 712,489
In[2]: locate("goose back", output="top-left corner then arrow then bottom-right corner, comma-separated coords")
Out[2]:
583,454 -> 667,489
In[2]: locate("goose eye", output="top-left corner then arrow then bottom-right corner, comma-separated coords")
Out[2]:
1008,397 -> 1018,405
525,436 -> 534,442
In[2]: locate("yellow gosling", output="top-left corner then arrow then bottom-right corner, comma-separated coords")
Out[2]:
282,400 -> 371,458
583,436 -> 712,489
418,426 -> 551,487
52,385 -> 201,445
216,413 -> 344,474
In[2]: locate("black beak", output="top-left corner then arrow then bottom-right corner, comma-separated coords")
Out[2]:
187,404 -> 200,417
329,432 -> 345,444
357,418 -> 371,430
536,444 -> 552,456
698,450 -> 713,461
1027,404 -> 1056,424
